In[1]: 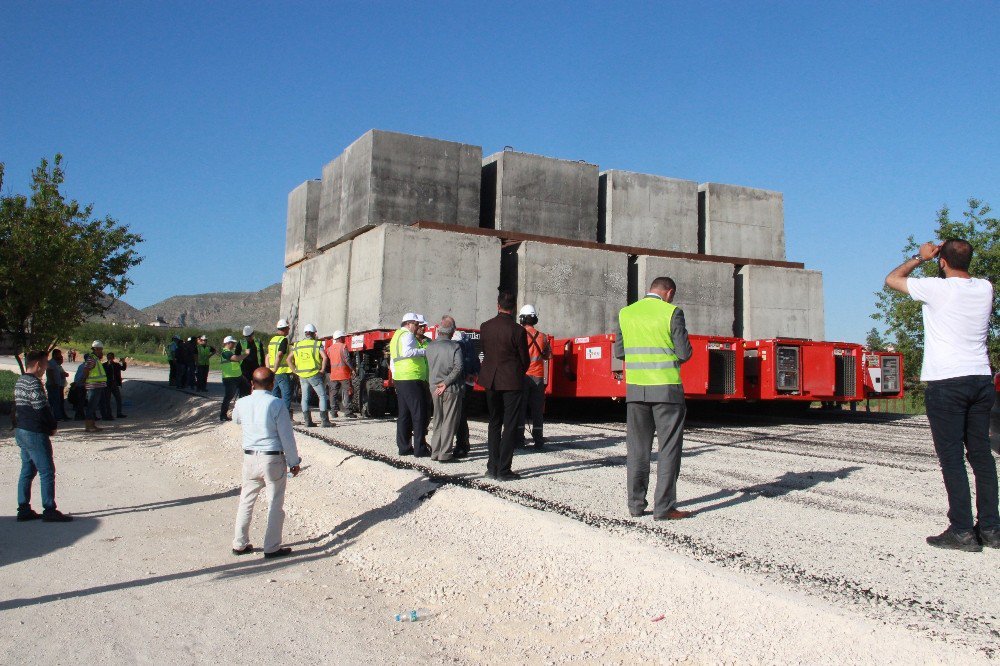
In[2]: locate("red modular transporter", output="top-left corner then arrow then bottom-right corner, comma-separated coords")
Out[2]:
549,333 -> 745,401
742,339 -> 866,402
862,350 -> 904,399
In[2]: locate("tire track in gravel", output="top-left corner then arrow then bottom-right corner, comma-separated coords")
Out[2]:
295,425 -> 999,658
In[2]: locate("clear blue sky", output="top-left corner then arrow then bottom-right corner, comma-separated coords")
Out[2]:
2,2 -> 998,342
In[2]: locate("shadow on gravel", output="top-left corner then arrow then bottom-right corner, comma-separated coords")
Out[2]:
678,466 -> 863,513
0,516 -> 101,569
73,488 -> 240,518
0,478 -> 435,611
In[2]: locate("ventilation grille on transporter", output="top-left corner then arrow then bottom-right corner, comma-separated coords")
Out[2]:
834,353 -> 857,397
775,346 -> 799,392
707,348 -> 737,395
881,356 -> 900,393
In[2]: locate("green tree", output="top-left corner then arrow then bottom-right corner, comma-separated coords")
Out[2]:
871,199 -> 1000,383
0,155 -> 143,369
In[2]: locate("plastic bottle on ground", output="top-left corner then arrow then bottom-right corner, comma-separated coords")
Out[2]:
394,608 -> 431,622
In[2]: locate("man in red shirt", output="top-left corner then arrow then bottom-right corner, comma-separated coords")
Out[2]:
324,330 -> 356,419
517,305 -> 551,448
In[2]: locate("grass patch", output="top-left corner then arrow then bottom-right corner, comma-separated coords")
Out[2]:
64,341 -> 223,370
0,369 -> 18,415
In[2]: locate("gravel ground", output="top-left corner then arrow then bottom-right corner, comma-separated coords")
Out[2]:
0,371 -> 996,663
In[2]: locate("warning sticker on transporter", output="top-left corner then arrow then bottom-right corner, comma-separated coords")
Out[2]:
586,347 -> 602,360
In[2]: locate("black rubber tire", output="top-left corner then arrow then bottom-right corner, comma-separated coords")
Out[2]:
364,377 -> 388,418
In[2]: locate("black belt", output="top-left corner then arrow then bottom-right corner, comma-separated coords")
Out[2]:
244,450 -> 283,456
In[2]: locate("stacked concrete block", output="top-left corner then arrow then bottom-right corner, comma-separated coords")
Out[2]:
292,240 -> 352,340
317,130 -> 482,249
481,151 -> 599,242
279,262 -> 302,336
501,242 -> 628,339
346,225 -> 500,332
633,256 -> 735,337
698,183 -> 785,260
735,265 -> 824,340
284,180 -> 321,267
599,171 -> 698,252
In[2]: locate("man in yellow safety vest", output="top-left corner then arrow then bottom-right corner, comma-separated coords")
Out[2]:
288,323 -> 332,428
613,276 -> 693,521
267,319 -> 294,414
390,313 -> 429,456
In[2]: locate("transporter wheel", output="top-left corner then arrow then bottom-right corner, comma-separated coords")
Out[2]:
363,377 -> 389,418
350,373 -> 365,414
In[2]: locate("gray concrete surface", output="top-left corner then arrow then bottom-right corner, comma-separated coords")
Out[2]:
294,240 -> 352,339
481,151 -> 599,242
501,241 -> 627,338
346,224 -> 500,331
736,264 -> 824,340
599,170 -> 698,251
279,262 -> 302,336
634,255 -> 735,336
699,183 -> 785,260
284,180 -> 321,267
318,130 -> 481,249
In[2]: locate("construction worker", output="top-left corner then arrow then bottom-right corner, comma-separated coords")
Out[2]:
82,341 -> 107,433
325,330 -> 356,419
517,304 -> 551,447
220,336 -> 247,421
390,313 -> 429,456
167,335 -> 181,386
195,335 -> 216,392
239,325 -> 266,397
267,319 -> 294,413
288,323 -> 331,427
613,276 -> 694,521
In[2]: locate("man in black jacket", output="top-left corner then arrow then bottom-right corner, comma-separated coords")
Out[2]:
478,291 -> 530,481
13,350 -> 72,522
102,353 -> 128,419
238,325 -> 266,397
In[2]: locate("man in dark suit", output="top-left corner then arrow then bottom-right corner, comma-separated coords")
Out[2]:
478,291 -> 530,481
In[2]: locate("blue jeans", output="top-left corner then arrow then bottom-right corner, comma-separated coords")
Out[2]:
272,373 -> 292,412
16,429 -> 56,511
85,387 -> 105,419
300,374 -> 328,416
925,375 -> 1000,532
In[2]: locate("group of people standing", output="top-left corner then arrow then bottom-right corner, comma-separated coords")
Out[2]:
166,334 -> 219,392
44,341 -> 128,432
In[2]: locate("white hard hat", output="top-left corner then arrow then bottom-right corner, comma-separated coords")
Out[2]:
198,334 -> 207,340
276,319 -> 290,329
223,335 -> 236,344
415,313 -> 427,325
303,323 -> 317,334
401,312 -> 419,325
333,330 -> 346,339
519,304 -> 537,317
242,325 -> 254,336
92,340 -> 104,348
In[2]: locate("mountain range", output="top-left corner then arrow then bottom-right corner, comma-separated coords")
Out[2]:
93,283 -> 281,332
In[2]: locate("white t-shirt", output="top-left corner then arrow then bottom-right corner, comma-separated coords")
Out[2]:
907,276 -> 993,381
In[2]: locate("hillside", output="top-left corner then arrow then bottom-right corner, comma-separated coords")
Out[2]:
88,295 -> 147,324
139,283 -> 280,332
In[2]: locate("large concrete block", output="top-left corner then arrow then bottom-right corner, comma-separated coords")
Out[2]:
501,242 -> 627,338
292,240 -> 352,340
698,183 -> 785,260
599,171 -> 698,252
279,263 -> 302,336
317,130 -> 482,248
735,265 -> 824,340
346,225 -> 500,332
634,256 -> 735,336
481,151 -> 599,242
284,180 -> 321,266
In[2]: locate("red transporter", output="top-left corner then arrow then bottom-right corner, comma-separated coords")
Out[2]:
549,333 -> 744,401
743,339 -> 865,403
862,350 -> 904,399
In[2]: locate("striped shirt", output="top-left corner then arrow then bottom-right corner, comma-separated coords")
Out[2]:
14,374 -> 57,434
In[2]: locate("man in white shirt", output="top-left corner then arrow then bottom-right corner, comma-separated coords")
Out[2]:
231,367 -> 302,559
885,238 -> 999,552
389,313 -> 429,456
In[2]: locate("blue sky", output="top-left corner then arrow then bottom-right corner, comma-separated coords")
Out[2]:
2,2 -> 997,342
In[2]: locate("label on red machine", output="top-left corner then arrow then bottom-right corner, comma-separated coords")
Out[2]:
574,337 -> 591,344
585,347 -> 602,360
350,335 -> 365,350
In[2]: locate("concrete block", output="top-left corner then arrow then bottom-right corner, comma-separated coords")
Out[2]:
698,183 -> 785,260
481,151 -> 599,242
292,240 -> 352,340
501,242 -> 628,338
633,256 -> 735,336
599,171 -> 698,252
284,180 -> 321,266
346,224 -> 500,332
318,130 -> 482,248
735,265 -> 824,340
279,263 -> 302,336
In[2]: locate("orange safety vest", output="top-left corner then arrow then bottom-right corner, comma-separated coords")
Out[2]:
524,326 -> 549,378
326,340 -> 351,381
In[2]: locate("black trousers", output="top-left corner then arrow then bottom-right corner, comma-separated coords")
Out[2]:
168,360 -> 178,386
196,365 -> 209,391
486,388 -> 523,476
221,377 -> 242,418
395,380 -> 428,455
455,384 -> 474,452
925,375 -> 1000,532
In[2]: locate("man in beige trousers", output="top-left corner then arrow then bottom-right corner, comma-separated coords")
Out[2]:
231,367 -> 301,559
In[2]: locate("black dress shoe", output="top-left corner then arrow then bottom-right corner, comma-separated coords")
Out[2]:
16,509 -> 41,522
117,414 -> 127,418
399,449 -> 414,456
438,457 -> 458,464
263,547 -> 292,559
452,449 -> 469,458
485,471 -> 497,480
41,509 -> 73,522
979,527 -> 1000,548
927,528 -> 982,552
629,510 -> 647,518
497,472 -> 521,482
232,544 -> 254,556
414,451 -> 430,458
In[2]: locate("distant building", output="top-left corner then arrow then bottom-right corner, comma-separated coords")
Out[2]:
148,316 -> 175,328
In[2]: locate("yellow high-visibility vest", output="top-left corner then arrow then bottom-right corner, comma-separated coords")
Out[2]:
268,335 -> 291,375
618,297 -> 682,386
292,338 -> 324,379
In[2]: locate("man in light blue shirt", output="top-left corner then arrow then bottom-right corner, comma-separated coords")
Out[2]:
231,367 -> 302,559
